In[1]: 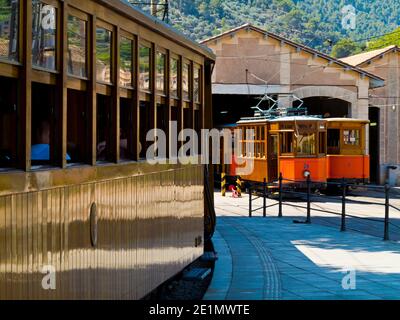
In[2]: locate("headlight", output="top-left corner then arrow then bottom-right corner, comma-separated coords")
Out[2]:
303,170 -> 311,178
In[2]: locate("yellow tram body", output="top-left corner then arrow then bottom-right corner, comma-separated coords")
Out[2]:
230,116 -> 370,187
235,116 -> 328,185
326,118 -> 370,184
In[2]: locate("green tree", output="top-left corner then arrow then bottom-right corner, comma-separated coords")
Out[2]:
367,27 -> 400,50
331,39 -> 364,58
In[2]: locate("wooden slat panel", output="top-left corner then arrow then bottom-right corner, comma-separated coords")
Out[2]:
0,164 -> 204,299
0,197 -> 5,299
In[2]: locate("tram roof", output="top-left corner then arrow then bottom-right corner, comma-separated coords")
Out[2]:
103,0 -> 215,60
268,116 -> 325,122
325,118 -> 370,124
238,115 -> 324,124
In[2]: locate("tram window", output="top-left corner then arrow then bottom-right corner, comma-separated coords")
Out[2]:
139,45 -> 151,91
343,129 -> 360,146
67,15 -> 87,78
194,67 -> 201,103
327,129 -> 340,154
67,89 -> 88,164
120,98 -> 133,160
257,127 -> 266,158
139,101 -> 153,159
318,132 -> 327,155
255,127 -> 260,158
170,57 -> 179,98
296,134 -> 316,156
96,94 -> 112,162
183,62 -> 190,101
0,76 -> 18,169
120,37 -> 133,87
0,0 -> 19,62
156,52 -> 166,94
96,27 -> 112,83
280,132 -> 294,154
32,1 -> 57,70
31,82 -> 57,166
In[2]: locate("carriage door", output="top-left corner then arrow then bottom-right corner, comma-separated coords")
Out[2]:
268,134 -> 279,182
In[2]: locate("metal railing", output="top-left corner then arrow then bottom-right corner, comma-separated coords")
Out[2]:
248,173 -> 400,241
248,178 -> 279,217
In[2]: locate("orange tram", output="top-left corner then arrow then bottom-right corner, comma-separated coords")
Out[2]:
230,116 -> 370,188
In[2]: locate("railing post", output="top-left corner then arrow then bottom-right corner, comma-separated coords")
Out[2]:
306,174 -> 311,224
278,173 -> 283,218
263,178 -> 267,217
221,172 -> 226,197
341,178 -> 346,232
249,184 -> 252,218
384,184 -> 390,241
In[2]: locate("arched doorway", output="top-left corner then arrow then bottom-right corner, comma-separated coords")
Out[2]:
299,97 -> 350,118
369,107 -> 380,184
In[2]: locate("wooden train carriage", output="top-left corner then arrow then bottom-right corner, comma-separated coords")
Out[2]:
235,117 -> 328,185
0,0 -> 215,299
326,118 -> 370,183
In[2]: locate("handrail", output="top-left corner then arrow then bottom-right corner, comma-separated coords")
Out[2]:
247,173 -> 397,241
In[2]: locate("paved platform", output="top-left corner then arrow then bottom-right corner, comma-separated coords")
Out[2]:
204,192 -> 400,300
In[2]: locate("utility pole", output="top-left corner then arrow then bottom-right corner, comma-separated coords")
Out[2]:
151,0 -> 158,17
128,0 -> 169,23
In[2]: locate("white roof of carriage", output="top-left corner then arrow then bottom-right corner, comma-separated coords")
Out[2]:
237,115 -> 324,124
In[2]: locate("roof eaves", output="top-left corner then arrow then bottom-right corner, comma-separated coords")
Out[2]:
201,24 -> 383,82
355,46 -> 400,67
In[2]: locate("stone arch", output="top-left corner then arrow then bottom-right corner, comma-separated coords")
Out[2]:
291,86 -> 357,105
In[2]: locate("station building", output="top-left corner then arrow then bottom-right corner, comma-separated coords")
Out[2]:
341,46 -> 400,185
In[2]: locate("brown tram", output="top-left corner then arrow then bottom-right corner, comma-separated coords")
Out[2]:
231,116 -> 370,187
0,0 -> 215,299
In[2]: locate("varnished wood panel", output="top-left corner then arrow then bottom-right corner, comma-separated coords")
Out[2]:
0,164 -> 204,299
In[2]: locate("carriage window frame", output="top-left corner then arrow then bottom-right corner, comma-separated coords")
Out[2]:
170,55 -> 179,99
139,42 -> 151,92
296,133 -> 316,157
280,131 -> 294,155
240,126 -> 255,158
119,32 -> 134,88
318,131 -> 327,156
343,129 -> 361,147
0,0 -> 20,63
253,125 -> 266,159
182,60 -> 191,102
31,0 -> 58,72
95,21 -> 113,85
193,65 -> 201,104
156,49 -> 166,95
67,11 -> 88,79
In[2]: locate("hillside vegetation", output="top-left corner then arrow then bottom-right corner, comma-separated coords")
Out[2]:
131,0 -> 400,58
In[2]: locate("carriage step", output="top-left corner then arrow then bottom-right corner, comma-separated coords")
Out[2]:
183,268 -> 212,281
200,251 -> 218,262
